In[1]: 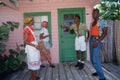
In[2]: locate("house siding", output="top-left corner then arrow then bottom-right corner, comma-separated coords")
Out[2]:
0,0 -> 93,63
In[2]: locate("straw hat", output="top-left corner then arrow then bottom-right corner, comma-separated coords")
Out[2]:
24,16 -> 33,25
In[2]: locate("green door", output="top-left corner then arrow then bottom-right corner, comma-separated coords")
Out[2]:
58,8 -> 86,62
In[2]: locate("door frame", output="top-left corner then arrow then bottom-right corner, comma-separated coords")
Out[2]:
58,8 -> 86,62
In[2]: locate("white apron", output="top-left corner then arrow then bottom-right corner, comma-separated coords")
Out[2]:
25,27 -> 41,70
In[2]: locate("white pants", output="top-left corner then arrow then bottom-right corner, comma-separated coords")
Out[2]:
75,36 -> 86,51
25,41 -> 41,70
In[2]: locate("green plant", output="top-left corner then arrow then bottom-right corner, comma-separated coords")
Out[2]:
0,21 -> 19,54
0,21 -> 26,79
95,0 -> 120,20
0,43 -> 26,79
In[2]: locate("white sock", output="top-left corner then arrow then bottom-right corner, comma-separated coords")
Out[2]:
78,60 -> 81,62
81,61 -> 84,63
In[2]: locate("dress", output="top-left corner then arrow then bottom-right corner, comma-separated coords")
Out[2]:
23,26 -> 41,70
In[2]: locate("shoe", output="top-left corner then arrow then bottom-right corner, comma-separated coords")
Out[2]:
79,63 -> 84,70
40,65 -> 45,68
92,72 -> 98,76
50,64 -> 55,68
75,62 -> 80,67
36,76 -> 40,80
99,78 -> 106,80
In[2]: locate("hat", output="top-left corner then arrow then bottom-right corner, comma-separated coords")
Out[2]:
24,16 -> 33,25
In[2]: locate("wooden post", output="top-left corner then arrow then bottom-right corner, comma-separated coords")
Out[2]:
114,20 -> 120,65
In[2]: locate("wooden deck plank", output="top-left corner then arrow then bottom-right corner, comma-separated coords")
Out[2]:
39,65 -> 47,80
9,61 -> 120,80
102,63 -> 120,80
83,65 -> 95,80
70,63 -> 83,80
23,71 -> 30,80
44,66 -> 52,80
9,69 -> 23,80
102,67 -> 119,80
85,61 -> 98,80
14,68 -> 29,80
58,63 -> 67,80
63,63 -> 75,80
52,64 -> 59,80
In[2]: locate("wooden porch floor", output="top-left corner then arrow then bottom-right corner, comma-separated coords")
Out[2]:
9,61 -> 120,80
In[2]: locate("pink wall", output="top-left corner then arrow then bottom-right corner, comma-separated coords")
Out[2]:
0,0 -> 93,63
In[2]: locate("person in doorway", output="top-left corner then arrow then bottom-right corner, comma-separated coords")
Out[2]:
89,8 -> 108,80
23,16 -> 41,80
39,21 -> 55,68
61,15 -> 89,70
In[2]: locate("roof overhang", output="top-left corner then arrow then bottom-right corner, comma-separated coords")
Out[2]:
91,0 -> 102,6
0,0 -> 102,10
0,0 -> 32,10
0,0 -> 18,10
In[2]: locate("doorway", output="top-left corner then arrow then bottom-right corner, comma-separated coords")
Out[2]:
58,8 -> 86,62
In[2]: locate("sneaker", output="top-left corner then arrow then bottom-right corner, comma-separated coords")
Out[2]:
36,76 -> 40,80
75,62 -> 80,67
79,63 -> 84,70
99,78 -> 106,80
40,65 -> 45,68
50,64 -> 55,68
92,72 -> 98,76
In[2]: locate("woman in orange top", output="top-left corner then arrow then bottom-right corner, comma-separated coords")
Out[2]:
89,9 -> 108,80
23,16 -> 41,80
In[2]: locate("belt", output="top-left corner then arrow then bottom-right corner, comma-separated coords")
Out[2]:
91,36 -> 99,39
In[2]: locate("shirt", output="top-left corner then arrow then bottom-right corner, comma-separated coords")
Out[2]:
69,23 -> 87,36
23,26 -> 35,43
98,20 -> 108,36
90,20 -> 108,36
40,27 -> 50,42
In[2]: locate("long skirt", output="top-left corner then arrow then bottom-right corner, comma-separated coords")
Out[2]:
25,41 -> 41,70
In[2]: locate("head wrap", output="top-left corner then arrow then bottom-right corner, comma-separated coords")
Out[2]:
24,16 -> 33,25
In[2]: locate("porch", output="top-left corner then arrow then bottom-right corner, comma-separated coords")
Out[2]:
9,61 -> 120,80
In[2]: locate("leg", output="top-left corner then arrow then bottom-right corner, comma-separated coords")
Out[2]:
76,50 -> 80,60
92,42 -> 105,79
81,51 -> 85,62
39,41 -> 54,68
75,51 -> 81,67
43,48 -> 55,68
78,51 -> 85,70
89,38 -> 93,64
30,70 -> 36,80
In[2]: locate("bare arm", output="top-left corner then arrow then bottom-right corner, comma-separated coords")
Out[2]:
61,24 -> 70,30
40,33 -> 49,39
98,27 -> 108,41
86,29 -> 90,39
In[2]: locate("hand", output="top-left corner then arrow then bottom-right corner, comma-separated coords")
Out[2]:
92,40 -> 99,48
61,24 -> 65,28
34,45 -> 39,50
85,38 -> 89,42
